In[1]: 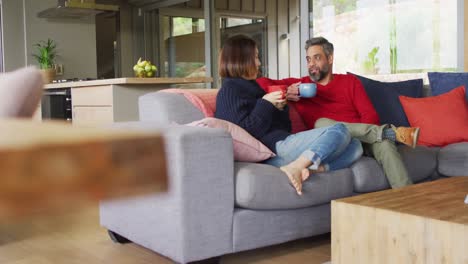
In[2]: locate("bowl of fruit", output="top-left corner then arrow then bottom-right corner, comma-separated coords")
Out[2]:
133,58 -> 157,78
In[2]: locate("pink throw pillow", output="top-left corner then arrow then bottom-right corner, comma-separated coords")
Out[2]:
187,117 -> 275,162
0,67 -> 43,118
162,89 -> 218,117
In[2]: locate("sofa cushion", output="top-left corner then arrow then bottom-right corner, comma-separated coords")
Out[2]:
350,73 -> 423,127
351,146 -> 438,193
234,162 -> 354,210
438,142 -> 468,176
428,72 -> 468,101
398,145 -> 439,182
351,157 -> 388,193
187,118 -> 275,162
399,86 -> 468,147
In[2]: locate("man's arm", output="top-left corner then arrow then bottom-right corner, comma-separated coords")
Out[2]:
352,77 -> 380,125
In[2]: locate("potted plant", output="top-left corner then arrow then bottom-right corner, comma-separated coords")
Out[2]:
32,38 -> 58,83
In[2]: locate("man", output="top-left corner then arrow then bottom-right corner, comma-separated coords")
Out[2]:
257,36 -> 420,188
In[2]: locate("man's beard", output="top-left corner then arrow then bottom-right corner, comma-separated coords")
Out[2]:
309,64 -> 329,82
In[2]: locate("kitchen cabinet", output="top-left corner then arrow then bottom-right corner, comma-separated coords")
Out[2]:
43,77 -> 212,126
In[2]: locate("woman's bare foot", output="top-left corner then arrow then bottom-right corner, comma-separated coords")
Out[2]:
280,165 -> 309,195
302,165 -> 325,182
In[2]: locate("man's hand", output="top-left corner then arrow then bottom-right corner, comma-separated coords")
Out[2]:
286,82 -> 301,102
263,91 -> 287,110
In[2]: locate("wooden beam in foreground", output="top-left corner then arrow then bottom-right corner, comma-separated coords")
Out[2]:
0,119 -> 167,218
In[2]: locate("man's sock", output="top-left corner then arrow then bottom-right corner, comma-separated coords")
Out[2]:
382,127 -> 396,142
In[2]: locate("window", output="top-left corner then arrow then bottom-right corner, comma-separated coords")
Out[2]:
160,15 -> 266,78
172,17 -> 205,37
161,16 -> 206,77
311,0 -> 459,74
146,0 -> 268,82
220,17 -> 267,76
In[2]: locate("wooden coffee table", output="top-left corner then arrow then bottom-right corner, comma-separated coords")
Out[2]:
332,176 -> 468,264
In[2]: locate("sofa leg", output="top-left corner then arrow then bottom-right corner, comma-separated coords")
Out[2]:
107,230 -> 131,244
188,256 -> 221,264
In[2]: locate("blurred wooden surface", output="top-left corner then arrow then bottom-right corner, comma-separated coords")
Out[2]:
0,119 -> 167,218
0,204 -> 331,264
332,177 -> 468,264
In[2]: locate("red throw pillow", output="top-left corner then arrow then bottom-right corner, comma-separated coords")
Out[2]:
399,86 -> 468,147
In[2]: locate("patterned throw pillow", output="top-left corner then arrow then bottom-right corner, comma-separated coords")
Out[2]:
187,117 -> 275,162
399,86 -> 468,147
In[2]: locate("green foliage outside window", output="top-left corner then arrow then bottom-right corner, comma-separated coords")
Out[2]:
312,0 -> 458,74
175,62 -> 204,77
332,0 -> 356,15
362,47 -> 380,74
172,17 -> 205,36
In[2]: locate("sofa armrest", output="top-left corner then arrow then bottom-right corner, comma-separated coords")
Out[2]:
139,92 -> 205,124
100,122 -> 234,263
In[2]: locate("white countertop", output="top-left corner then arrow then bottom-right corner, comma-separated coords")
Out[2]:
44,77 -> 213,89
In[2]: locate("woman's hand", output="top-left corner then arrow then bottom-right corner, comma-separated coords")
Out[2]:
263,91 -> 287,110
286,82 -> 301,102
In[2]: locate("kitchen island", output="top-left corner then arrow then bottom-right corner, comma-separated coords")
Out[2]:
43,77 -> 212,126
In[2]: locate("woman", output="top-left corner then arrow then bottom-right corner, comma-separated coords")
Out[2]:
215,35 -> 362,195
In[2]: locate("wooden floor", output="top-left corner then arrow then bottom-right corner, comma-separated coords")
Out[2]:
0,204 -> 331,264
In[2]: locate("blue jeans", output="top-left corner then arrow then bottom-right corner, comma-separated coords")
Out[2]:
264,124 -> 363,171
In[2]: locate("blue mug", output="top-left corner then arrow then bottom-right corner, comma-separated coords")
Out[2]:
299,83 -> 317,98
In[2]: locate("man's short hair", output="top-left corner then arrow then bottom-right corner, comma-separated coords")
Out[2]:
305,37 -> 334,57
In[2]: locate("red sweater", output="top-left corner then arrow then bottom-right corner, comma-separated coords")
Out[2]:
256,74 -> 380,128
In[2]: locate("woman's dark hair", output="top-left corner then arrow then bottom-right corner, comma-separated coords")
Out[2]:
218,35 -> 258,79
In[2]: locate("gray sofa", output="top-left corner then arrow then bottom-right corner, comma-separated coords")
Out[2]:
99,90 -> 468,263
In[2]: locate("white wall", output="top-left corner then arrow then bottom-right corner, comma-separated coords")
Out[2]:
3,0 -> 97,79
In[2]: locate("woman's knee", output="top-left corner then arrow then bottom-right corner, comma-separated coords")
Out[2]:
349,138 -> 364,160
330,123 -> 351,143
